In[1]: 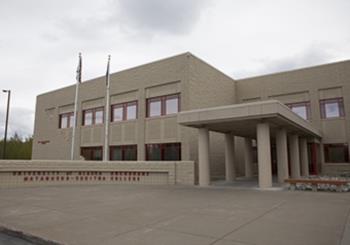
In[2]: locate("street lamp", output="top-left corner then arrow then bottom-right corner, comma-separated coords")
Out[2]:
2,89 -> 10,159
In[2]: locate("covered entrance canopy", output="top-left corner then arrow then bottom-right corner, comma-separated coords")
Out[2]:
178,100 -> 322,188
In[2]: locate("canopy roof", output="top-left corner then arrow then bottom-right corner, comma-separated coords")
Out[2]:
178,100 -> 322,139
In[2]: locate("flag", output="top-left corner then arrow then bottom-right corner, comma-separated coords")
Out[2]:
106,55 -> 111,86
76,53 -> 82,83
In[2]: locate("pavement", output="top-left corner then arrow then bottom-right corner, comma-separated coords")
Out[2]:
0,184 -> 349,245
0,232 -> 35,245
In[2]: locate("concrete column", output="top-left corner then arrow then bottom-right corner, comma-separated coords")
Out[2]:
198,128 -> 210,186
225,133 -> 235,181
276,128 -> 289,184
257,123 -> 272,188
288,134 -> 301,178
299,137 -> 309,177
243,138 -> 254,178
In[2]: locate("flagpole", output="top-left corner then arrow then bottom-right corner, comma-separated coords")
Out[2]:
103,55 -> 111,161
71,53 -> 82,160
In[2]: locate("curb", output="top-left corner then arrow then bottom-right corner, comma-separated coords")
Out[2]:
0,224 -> 63,245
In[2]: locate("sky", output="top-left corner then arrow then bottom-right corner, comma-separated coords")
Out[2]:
0,0 -> 349,138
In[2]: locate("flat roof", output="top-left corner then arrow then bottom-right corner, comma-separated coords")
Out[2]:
178,100 -> 322,139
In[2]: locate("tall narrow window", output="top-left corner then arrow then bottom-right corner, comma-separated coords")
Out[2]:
146,94 -> 180,118
112,106 -> 123,122
82,107 -> 104,126
126,102 -> 137,120
165,95 -> 179,115
60,115 -> 68,128
320,98 -> 345,119
83,110 -> 93,126
59,112 -> 74,128
286,101 -> 311,120
148,98 -> 162,117
69,114 -> 75,128
111,101 -> 138,122
94,109 -> 103,124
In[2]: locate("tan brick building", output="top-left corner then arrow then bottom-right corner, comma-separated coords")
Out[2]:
32,52 -> 350,187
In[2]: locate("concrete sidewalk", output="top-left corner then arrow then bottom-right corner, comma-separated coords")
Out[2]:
0,185 -> 349,245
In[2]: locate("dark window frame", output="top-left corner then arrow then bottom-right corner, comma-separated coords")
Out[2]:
324,143 -> 349,163
146,94 -> 180,118
111,101 -> 138,122
145,143 -> 181,161
59,112 -> 74,129
109,145 -> 137,160
285,101 -> 311,120
319,97 -> 345,119
80,146 -> 103,161
82,107 -> 104,126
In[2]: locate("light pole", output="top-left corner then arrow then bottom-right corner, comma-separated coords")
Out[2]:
2,90 -> 10,159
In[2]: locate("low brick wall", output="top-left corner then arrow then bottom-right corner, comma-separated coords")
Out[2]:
0,160 -> 195,188
322,164 -> 350,176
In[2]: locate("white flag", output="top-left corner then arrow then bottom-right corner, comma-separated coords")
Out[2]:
106,55 -> 110,86
76,53 -> 82,83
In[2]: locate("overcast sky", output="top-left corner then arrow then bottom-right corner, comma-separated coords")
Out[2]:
0,0 -> 349,138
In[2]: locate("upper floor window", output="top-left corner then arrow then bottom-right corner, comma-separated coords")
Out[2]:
59,112 -> 74,128
324,143 -> 349,163
82,107 -> 104,126
111,101 -> 137,122
146,94 -> 180,118
320,97 -> 345,119
286,101 -> 311,120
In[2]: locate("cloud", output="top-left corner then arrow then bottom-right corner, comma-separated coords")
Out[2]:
233,44 -> 336,79
0,107 -> 34,138
0,0 -> 349,136
116,0 -> 209,35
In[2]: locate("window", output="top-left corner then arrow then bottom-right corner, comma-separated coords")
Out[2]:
165,95 -> 179,115
82,107 -> 104,126
146,94 -> 180,118
84,111 -> 93,126
320,98 -> 345,119
113,106 -> 123,122
126,103 -> 137,120
286,101 -> 311,120
110,145 -> 137,160
149,99 -> 162,117
81,147 -> 103,161
324,144 -> 349,163
59,112 -> 74,128
146,143 -> 181,161
111,101 -> 137,122
95,110 -> 103,124
146,144 -> 162,160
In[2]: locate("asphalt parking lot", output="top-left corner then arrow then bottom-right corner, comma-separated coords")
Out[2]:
0,184 -> 349,245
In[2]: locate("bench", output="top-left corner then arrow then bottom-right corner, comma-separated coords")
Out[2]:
285,178 -> 349,192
